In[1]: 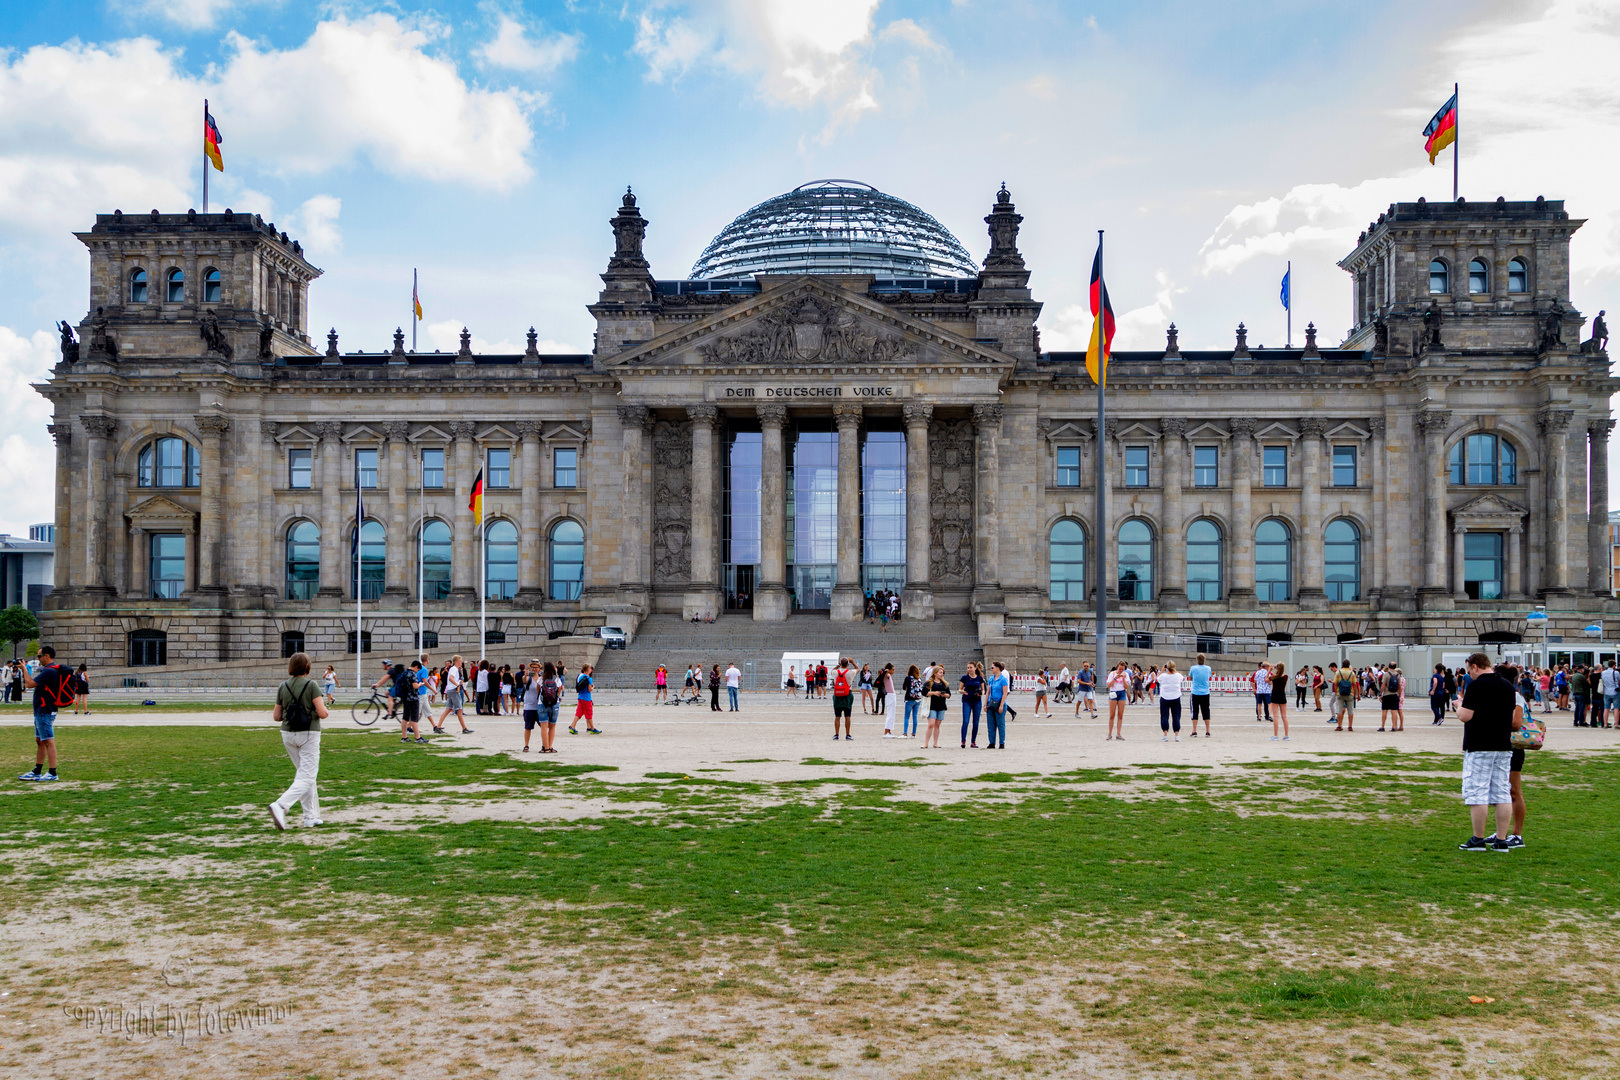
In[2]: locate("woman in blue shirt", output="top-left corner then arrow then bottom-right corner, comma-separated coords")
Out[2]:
984,661 -> 1011,749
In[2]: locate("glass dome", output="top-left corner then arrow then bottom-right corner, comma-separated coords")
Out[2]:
690,179 -> 979,281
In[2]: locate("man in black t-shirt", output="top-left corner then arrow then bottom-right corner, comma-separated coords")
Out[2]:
1455,652 -> 1521,852
20,645 -> 70,782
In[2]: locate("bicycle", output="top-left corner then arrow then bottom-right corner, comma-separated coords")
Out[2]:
352,690 -> 398,727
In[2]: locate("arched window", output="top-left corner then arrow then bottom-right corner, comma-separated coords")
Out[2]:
1186,519 -> 1222,602
129,629 -> 167,667
1117,520 -> 1154,601
1429,259 -> 1449,294
1507,257 -> 1528,293
352,520 -> 385,600
129,267 -> 148,303
1324,519 -> 1361,602
1048,519 -> 1086,601
1449,433 -> 1517,485
485,520 -> 518,600
418,520 -> 451,600
203,267 -> 221,303
137,437 -> 200,487
1468,258 -> 1488,294
1255,519 -> 1292,602
285,521 -> 320,600
549,519 -> 585,601
166,267 -> 184,302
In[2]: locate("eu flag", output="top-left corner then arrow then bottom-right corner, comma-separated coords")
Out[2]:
1279,267 -> 1291,312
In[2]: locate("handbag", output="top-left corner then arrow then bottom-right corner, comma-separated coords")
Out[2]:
1511,714 -> 1546,750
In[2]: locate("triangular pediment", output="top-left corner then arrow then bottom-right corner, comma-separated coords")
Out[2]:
478,424 -> 518,443
607,277 -> 1013,371
1042,420 -> 1092,442
410,424 -> 452,444
273,424 -> 318,445
126,495 -> 197,526
1112,421 -> 1160,442
1254,421 -> 1300,441
1184,421 -> 1229,442
1451,493 -> 1529,523
343,424 -> 385,444
544,423 -> 588,442
1326,420 -> 1371,441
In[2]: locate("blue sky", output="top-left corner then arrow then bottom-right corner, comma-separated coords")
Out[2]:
0,0 -> 1616,533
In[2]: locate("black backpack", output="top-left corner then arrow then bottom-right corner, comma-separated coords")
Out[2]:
281,677 -> 316,731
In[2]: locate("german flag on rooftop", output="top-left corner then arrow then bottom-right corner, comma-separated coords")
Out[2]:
1423,92 -> 1457,164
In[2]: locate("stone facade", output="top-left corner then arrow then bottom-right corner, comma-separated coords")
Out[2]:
36,191 -> 1618,668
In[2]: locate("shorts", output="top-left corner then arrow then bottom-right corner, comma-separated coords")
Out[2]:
1081,689 -> 1096,702
574,700 -> 594,722
1270,689 -> 1286,705
1461,750 -> 1513,805
1510,748 -> 1525,773
523,709 -> 540,730
1111,690 -> 1126,701
1336,694 -> 1355,713
1605,693 -> 1620,711
928,708 -> 946,722
1381,694 -> 1400,710
833,694 -> 853,718
402,698 -> 420,725
447,688 -> 465,711
686,678 -> 695,688
33,710 -> 55,740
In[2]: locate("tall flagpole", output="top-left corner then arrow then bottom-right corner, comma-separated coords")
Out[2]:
479,469 -> 487,663
202,99 -> 209,214
417,461 -> 424,657
412,268 -> 418,353
354,455 -> 363,697
1286,260 -> 1292,349
1452,82 -> 1459,201
1094,229 -> 1108,685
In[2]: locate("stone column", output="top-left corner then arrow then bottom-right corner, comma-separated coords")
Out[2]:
1228,418 -> 1255,602
49,423 -> 71,595
1540,408 -> 1573,596
1298,417 -> 1327,609
448,420 -> 478,601
1158,418 -> 1187,610
616,405 -> 651,606
194,413 -> 230,597
1589,420 -> 1613,596
1369,417 -> 1386,601
902,401 -> 935,622
685,405 -> 722,620
384,421 -> 409,599
1453,522 -> 1468,598
79,415 -> 117,597
1103,420 -> 1119,602
315,422 -> 344,599
516,421 -> 543,607
972,403 -> 1004,624
830,403 -> 864,621
754,404 -> 790,621
1416,410 -> 1452,607
129,526 -> 147,599
1508,524 -> 1525,600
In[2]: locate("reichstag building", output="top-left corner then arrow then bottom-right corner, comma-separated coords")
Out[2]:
37,180 -> 1617,667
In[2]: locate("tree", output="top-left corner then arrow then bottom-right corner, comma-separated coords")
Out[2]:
0,606 -> 40,660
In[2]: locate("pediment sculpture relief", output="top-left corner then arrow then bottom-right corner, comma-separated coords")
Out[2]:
696,294 -> 914,365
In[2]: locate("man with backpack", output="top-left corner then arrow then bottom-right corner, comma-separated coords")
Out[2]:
1332,664 -> 1360,731
831,658 -> 855,740
394,661 -> 425,744
20,645 -> 72,782
570,664 -> 600,735
268,651 -> 330,830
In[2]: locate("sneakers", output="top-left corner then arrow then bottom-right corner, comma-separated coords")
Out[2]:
1269,735 -> 1279,741
1458,835 -> 1491,852
1505,835 -> 1525,848
1161,735 -> 1168,742
568,726 -> 578,735
268,803 -> 288,832
1173,735 -> 1180,742
1491,838 -> 1513,852
37,772 -> 59,782
18,769 -> 40,781
302,818 -> 324,828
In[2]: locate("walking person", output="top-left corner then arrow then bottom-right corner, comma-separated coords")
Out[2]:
436,656 -> 473,734
984,661 -> 1010,749
959,662 -> 985,748
19,645 -> 71,782
1034,667 -> 1051,718
267,652 -> 329,830
881,664 -> 897,737
873,664 -> 888,718
396,661 -> 426,743
1105,662 -> 1129,740
901,664 -> 923,738
322,665 -> 338,708
572,664 -> 600,734
1268,662 -> 1290,741
1187,653 -> 1213,737
725,662 -> 741,712
1429,664 -> 1449,725
922,666 -> 949,748
1074,662 -> 1097,718
1332,664 -> 1358,731
1157,661 -> 1184,742
1252,662 -> 1272,725
831,658 -> 855,740
1456,653 -> 1521,851
1379,666 -> 1403,731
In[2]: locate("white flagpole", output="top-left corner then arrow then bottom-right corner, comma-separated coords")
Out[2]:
354,454 -> 363,696
479,465 -> 487,663
202,99 -> 208,214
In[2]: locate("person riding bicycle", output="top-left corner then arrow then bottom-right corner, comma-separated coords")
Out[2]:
370,659 -> 398,719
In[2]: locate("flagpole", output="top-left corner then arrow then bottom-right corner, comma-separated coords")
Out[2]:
1452,82 -> 1459,201
1094,229 -> 1108,687
202,99 -> 209,214
412,268 -> 418,353
417,461 -> 424,657
479,473 -> 486,664
1286,260 -> 1292,349
354,455 -> 363,698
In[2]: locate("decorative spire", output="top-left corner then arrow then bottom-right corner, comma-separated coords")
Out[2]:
458,327 -> 472,356
982,184 -> 1025,271
1233,322 -> 1250,357
1302,321 -> 1320,358
525,326 -> 539,357
391,327 -> 405,356
326,328 -> 339,357
1165,323 -> 1180,357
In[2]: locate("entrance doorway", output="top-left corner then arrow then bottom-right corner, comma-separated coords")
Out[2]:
792,564 -> 833,610
724,564 -> 756,610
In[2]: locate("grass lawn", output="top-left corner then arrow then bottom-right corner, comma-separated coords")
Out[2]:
2,725 -> 1617,1078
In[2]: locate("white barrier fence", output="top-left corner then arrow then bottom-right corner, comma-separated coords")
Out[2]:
1011,673 -> 1256,693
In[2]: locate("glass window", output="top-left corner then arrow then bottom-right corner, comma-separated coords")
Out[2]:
128,629 -> 167,666
724,432 -> 761,570
203,267 -> 221,303
418,520 -> 451,600
1117,520 -> 1154,601
1466,433 -> 1497,485
1196,633 -> 1224,655
790,429 -> 838,609
484,520 -> 518,600
1262,446 -> 1288,487
347,631 -> 372,654
488,448 -> 511,488
1193,445 -> 1218,487
137,444 -> 151,486
1501,440 -> 1517,485
1255,519 -> 1292,602
1186,519 -> 1222,602
285,521 -> 320,600
280,631 -> 305,659
861,430 -> 906,592
355,448 -> 378,489
1056,446 -> 1081,487
1124,445 -> 1149,487
166,267 -> 184,302
352,520 -> 385,600
1464,532 -> 1504,600
288,448 -> 312,488
1332,445 -> 1357,487
150,533 -> 186,599
1429,259 -> 1449,294
1325,519 -> 1361,602
1048,519 -> 1086,601
140,437 -> 199,488
1508,257 -> 1528,293
130,267 -> 148,303
1468,258 -> 1488,294
549,519 -> 584,601
186,441 -> 200,487
421,448 -> 445,488
553,447 -> 577,488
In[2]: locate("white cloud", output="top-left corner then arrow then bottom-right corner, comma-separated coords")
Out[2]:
877,19 -> 942,53
0,327 -> 60,532
475,15 -> 580,74
1024,75 -> 1055,101
111,0 -> 264,32
1043,271 -> 1184,352
290,194 -> 341,255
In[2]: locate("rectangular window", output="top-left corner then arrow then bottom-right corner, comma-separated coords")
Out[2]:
1332,445 -> 1357,487
553,447 -> 577,488
421,448 -> 445,489
355,448 -> 378,489
488,448 -> 511,488
288,448 -> 312,489
1055,446 -> 1081,487
1193,445 -> 1218,487
150,533 -> 186,599
1463,532 -> 1504,600
1124,445 -> 1149,487
1262,446 -> 1288,487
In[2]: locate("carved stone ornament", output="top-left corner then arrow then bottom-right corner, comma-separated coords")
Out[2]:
516,421 -> 542,440
929,419 -> 975,585
982,184 -> 1026,271
383,421 -> 410,442
1298,417 -> 1327,438
326,328 -> 339,356
1538,409 -> 1574,435
1229,417 -> 1258,438
972,403 -> 1004,428
903,401 -> 934,428
315,422 -> 345,442
199,310 -> 234,359
1160,417 -> 1187,438
79,414 -> 117,440
48,422 -> 70,446
756,403 -> 788,428
447,421 -> 477,441
1164,323 -> 1180,357
833,403 -> 863,428
1589,418 -> 1616,440
1416,410 -> 1452,437
617,404 -> 651,431
1369,416 -> 1387,437
651,418 -> 692,585
696,293 -> 912,366
1036,417 -> 1053,439
261,421 -> 280,442
195,414 -> 231,437
58,321 -> 79,364
686,404 -> 719,426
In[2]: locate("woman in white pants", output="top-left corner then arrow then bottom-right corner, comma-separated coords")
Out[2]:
881,664 -> 897,736
268,652 -> 330,831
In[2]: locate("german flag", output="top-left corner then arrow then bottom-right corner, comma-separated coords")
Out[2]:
1423,91 -> 1457,164
204,101 -> 224,172
1085,239 -> 1115,387
468,468 -> 484,520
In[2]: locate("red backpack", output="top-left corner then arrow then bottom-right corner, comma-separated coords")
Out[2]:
833,668 -> 851,696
